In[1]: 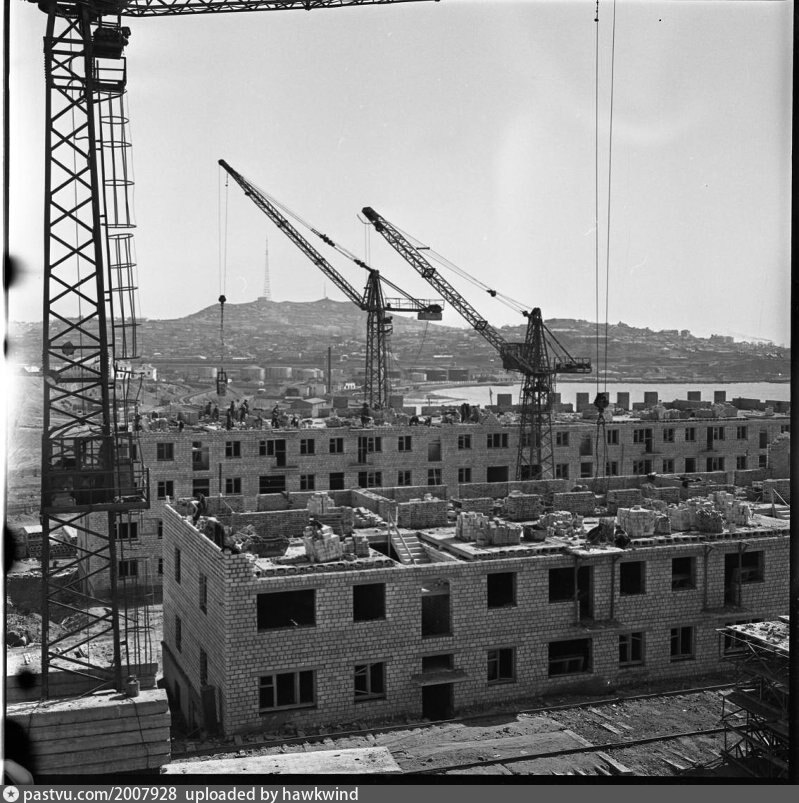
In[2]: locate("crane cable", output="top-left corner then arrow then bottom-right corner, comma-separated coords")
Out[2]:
242,178 -> 430,307
593,0 -> 618,490
594,0 -> 617,397
603,0 -> 618,395
244,175 -> 529,318
385,218 -> 531,317
594,0 -> 601,398
218,170 -> 230,383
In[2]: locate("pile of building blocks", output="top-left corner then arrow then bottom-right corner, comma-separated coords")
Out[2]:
396,496 -> 448,529
617,506 -> 658,538
455,512 -> 522,546
307,492 -> 335,516
302,526 -> 344,562
641,484 -> 681,504
606,488 -> 643,513
502,491 -> 543,521
231,524 -> 289,558
353,507 -> 384,528
458,497 -> 495,515
712,491 -> 753,527
551,490 -> 597,515
27,535 -> 76,560
539,511 -> 584,539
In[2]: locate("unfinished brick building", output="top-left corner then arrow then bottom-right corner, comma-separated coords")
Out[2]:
160,492 -> 789,736
99,409 -> 790,592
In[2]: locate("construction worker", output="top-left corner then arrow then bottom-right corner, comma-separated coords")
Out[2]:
190,492 -> 207,525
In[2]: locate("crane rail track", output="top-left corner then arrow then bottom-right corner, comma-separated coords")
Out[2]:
406,726 -> 727,775
170,682 -> 731,761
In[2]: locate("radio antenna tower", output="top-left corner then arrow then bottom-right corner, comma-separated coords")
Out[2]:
261,236 -> 272,301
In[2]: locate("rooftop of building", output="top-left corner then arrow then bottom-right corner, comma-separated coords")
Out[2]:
169,484 -> 790,580
720,617 -> 789,656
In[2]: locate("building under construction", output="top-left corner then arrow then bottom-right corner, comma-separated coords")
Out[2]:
76,402 -> 791,595
160,481 -> 789,736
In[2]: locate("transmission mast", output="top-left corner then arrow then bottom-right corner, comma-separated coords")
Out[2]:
262,236 -> 272,300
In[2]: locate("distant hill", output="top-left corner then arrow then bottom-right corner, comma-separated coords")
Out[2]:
9,300 -> 790,384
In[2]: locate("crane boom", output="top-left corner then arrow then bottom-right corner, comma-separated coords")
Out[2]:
220,160 -> 365,307
118,0 -> 432,17
219,161 -> 442,408
362,206 -> 538,374
361,205 -> 591,481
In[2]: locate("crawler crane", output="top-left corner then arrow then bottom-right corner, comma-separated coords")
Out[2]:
362,206 -> 591,480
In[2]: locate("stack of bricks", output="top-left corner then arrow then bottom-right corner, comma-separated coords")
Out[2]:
695,506 -> 724,533
302,528 -> 344,563
551,491 -> 596,516
307,492 -> 335,516
711,491 -> 752,527
617,506 -> 657,538
478,519 -> 522,547
455,511 -> 488,542
606,488 -> 643,513
458,498 -> 495,515
353,507 -> 384,528
539,511 -> 583,538
27,536 -> 76,560
502,492 -> 543,521
642,498 -> 668,514
667,505 -> 692,532
641,484 -> 681,504
455,512 -> 521,546
397,498 -> 448,529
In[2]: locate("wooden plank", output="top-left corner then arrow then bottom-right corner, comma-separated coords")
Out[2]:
662,758 -> 687,773
164,747 -> 401,775
34,726 -> 171,757
39,738 -> 171,771
9,690 -> 168,726
29,713 -> 170,740
595,751 -> 635,776
42,749 -> 171,776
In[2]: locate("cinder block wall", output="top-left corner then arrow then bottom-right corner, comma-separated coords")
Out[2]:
162,511 -> 789,735
122,415 -> 789,591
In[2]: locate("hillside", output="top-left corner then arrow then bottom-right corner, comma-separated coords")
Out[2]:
8,299 -> 790,383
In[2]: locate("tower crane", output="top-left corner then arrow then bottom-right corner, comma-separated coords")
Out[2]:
218,159 -> 442,408
30,0 -> 433,698
361,206 -> 592,480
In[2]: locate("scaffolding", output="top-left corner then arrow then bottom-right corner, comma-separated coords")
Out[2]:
718,617 -> 789,779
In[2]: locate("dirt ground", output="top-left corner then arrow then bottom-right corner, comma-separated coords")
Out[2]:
169,684 -> 733,777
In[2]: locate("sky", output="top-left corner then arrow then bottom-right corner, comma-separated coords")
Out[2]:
7,0 -> 793,346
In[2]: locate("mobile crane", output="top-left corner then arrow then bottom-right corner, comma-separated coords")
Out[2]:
219,159 -> 442,408
29,0 -> 433,697
361,206 -> 591,480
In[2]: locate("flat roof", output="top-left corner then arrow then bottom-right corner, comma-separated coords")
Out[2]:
722,619 -> 789,655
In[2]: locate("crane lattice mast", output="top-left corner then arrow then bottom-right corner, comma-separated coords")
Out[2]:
362,206 -> 591,479
218,159 -> 442,409
31,0 -> 434,699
